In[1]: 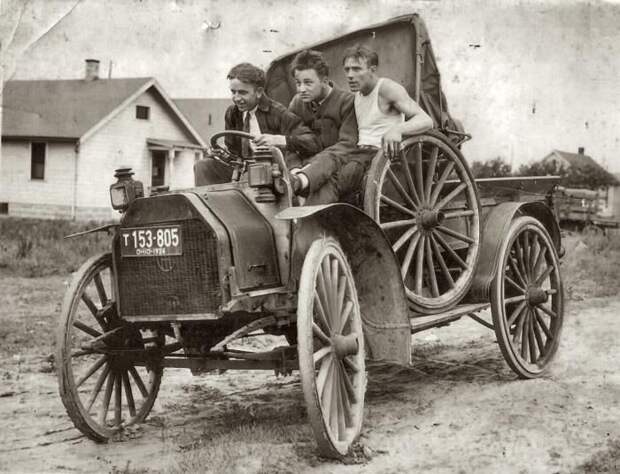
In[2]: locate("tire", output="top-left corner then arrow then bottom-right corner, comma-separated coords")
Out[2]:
491,216 -> 564,378
56,253 -> 163,441
364,130 -> 480,314
297,237 -> 366,458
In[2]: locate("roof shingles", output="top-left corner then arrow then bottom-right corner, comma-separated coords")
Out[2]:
2,78 -> 152,139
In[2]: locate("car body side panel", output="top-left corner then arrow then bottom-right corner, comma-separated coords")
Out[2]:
200,189 -> 281,291
278,204 -> 411,365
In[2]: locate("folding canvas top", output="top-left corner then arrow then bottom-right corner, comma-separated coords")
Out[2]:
265,13 -> 463,136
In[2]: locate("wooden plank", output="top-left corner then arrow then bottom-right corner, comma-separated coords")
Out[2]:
409,302 -> 490,334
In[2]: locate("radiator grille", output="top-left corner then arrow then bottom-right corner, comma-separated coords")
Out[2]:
117,218 -> 221,316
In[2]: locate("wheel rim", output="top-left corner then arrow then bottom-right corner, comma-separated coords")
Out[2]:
369,134 -> 480,313
298,240 -> 365,457
58,254 -> 161,440
496,223 -> 563,375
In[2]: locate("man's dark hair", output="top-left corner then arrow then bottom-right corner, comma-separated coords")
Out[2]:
227,63 -> 265,88
342,44 -> 379,68
290,49 -> 329,78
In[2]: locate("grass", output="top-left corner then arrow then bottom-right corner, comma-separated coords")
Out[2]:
0,217 -> 112,277
562,228 -> 620,300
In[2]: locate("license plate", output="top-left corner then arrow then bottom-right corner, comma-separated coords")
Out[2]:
120,225 -> 182,257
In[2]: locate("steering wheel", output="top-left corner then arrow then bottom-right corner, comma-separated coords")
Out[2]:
208,130 -> 295,204
209,130 -> 256,166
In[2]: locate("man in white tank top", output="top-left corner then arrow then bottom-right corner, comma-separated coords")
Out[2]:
343,45 -> 433,159
326,45 -> 433,202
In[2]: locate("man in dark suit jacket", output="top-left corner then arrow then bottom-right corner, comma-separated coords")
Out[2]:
286,50 -> 359,204
194,62 -> 318,185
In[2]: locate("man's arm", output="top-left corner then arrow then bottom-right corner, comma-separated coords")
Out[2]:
380,79 -> 433,158
253,101 -> 320,155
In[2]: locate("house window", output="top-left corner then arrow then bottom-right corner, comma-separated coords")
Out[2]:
0,203 -> 8,215
31,142 -> 46,180
136,105 -> 150,120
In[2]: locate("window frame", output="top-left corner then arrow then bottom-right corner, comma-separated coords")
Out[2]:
136,105 -> 150,120
30,142 -> 47,181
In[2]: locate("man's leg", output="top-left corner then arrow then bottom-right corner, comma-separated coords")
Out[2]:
336,148 -> 378,204
304,174 -> 339,205
194,157 -> 234,186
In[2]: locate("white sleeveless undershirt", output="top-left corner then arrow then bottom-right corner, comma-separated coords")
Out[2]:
355,78 -> 404,147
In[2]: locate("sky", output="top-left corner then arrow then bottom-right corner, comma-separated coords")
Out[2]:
2,0 -> 620,172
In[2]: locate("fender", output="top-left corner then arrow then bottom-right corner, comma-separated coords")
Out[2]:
277,204 -> 411,365
468,201 -> 562,303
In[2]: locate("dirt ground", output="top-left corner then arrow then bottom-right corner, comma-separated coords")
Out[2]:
0,275 -> 619,474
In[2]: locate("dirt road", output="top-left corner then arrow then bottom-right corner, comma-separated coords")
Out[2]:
0,276 -> 618,473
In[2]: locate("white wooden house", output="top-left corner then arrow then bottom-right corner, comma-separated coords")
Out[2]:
0,60 -> 206,221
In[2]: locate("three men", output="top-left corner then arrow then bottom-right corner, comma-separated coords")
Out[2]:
196,46 -> 433,202
194,62 -> 317,186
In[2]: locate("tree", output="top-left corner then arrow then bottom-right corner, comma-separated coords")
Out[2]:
517,160 -> 618,188
470,157 -> 512,178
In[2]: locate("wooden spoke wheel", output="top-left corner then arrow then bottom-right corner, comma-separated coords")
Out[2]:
297,237 -> 366,458
57,253 -> 163,441
491,216 -> 564,378
364,130 -> 481,313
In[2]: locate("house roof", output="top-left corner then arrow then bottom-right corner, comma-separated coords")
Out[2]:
2,78 -> 151,139
2,78 -> 206,147
544,149 -> 620,186
173,98 -> 230,143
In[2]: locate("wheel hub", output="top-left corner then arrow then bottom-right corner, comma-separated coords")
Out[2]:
331,334 -> 359,359
526,286 -> 548,306
418,208 -> 445,229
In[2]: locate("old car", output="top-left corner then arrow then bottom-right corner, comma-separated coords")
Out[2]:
56,14 -> 564,458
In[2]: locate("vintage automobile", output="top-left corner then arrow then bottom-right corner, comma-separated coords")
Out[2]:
56,14 -> 564,458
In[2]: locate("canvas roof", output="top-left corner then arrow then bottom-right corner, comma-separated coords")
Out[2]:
173,98 -> 230,143
2,78 -> 206,147
265,13 -> 461,133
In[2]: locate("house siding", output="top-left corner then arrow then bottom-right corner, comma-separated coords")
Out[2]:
1,86 -> 201,221
0,140 -> 77,218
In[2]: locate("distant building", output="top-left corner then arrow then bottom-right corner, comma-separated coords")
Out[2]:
0,59 -> 206,220
173,98 -> 230,144
542,147 -> 620,218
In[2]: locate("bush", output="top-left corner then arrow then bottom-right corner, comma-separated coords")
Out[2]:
0,217 -> 113,277
562,228 -> 620,300
471,157 -> 512,178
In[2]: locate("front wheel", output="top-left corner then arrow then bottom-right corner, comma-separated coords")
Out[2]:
56,253 -> 162,441
297,237 -> 366,458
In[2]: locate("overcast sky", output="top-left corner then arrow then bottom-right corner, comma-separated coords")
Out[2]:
3,0 -> 620,172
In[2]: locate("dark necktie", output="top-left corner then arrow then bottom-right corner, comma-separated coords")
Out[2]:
242,112 -> 251,158
310,101 -> 319,113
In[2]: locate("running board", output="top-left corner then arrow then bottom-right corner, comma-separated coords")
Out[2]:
410,302 -> 490,334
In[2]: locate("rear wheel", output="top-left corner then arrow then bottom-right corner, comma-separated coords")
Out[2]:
57,253 -> 162,441
297,237 -> 366,458
364,131 -> 480,313
491,217 -> 564,378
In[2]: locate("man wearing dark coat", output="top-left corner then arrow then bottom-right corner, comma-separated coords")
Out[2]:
194,62 -> 318,185
286,50 -> 359,204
